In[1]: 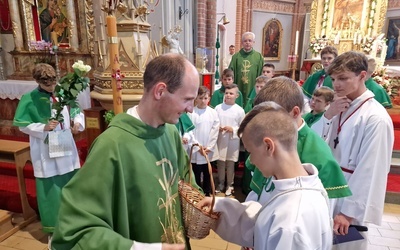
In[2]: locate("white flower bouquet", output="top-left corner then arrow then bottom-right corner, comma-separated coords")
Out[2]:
52,60 -> 91,123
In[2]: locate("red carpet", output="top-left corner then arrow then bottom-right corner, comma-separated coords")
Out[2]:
0,134 -> 87,213
387,173 -> 400,193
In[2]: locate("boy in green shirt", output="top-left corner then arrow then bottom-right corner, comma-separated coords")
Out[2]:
245,63 -> 275,112
210,68 -> 244,108
302,86 -> 334,136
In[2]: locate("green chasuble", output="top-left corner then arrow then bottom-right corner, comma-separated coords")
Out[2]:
209,86 -> 244,108
229,49 -> 264,104
244,88 -> 257,113
249,124 -> 351,199
302,111 -> 324,127
52,113 -> 200,250
175,112 -> 195,136
302,69 -> 333,99
365,78 -> 392,108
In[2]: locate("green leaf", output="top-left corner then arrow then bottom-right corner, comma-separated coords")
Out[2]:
74,83 -> 83,91
70,88 -> 79,97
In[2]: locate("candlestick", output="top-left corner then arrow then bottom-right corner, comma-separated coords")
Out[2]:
106,14 -> 123,114
294,30 -> 299,56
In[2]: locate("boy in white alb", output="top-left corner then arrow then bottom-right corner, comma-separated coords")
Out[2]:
215,83 -> 245,196
198,102 -> 332,249
317,51 -> 394,249
188,86 -> 220,196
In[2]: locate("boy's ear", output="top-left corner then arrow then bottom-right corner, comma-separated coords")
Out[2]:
359,70 -> 367,82
263,137 -> 274,156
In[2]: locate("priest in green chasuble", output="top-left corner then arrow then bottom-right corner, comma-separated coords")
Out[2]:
52,54 -> 201,250
229,32 -> 264,104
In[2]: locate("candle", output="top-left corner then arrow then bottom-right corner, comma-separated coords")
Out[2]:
106,14 -> 123,114
294,30 -> 299,55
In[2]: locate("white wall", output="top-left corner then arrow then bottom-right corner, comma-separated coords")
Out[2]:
217,0 -> 237,58
252,11 -> 294,71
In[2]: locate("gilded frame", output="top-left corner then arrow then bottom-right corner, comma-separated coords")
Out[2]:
262,19 -> 282,61
310,0 -> 388,40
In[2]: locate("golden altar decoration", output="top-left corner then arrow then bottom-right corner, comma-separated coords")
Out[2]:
309,0 -> 388,65
90,2 -> 158,111
7,0 -> 94,79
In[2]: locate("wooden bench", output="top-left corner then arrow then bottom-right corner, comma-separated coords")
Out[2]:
0,139 -> 37,241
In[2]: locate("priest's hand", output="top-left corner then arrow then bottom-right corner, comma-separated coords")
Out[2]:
333,213 -> 353,235
324,96 -> 351,120
71,122 -> 81,134
161,243 -> 185,250
44,120 -> 59,131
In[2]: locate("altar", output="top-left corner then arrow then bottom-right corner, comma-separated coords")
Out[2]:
0,80 -> 91,120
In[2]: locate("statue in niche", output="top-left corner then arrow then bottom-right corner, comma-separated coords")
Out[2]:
333,0 -> 363,32
39,0 -> 68,44
163,26 -> 184,55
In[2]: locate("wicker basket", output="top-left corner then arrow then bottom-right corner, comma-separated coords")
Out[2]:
178,144 -> 220,239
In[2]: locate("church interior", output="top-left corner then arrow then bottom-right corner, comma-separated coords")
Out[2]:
0,0 -> 400,249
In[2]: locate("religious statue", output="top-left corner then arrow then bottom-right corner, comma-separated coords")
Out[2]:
163,26 -> 184,55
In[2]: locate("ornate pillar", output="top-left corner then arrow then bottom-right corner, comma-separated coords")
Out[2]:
65,0 -> 79,51
8,0 -> 23,51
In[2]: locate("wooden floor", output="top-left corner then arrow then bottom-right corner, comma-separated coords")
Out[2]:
0,202 -> 399,250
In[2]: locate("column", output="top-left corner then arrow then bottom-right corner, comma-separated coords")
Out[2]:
8,0 -> 23,51
66,0 -> 79,51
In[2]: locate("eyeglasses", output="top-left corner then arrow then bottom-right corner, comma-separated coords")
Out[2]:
39,77 -> 57,86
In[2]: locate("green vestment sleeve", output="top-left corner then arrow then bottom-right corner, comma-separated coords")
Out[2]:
52,113 -> 199,250
249,125 -> 351,199
301,69 -> 333,98
175,112 -> 195,136
365,78 -> 392,108
13,89 -> 52,127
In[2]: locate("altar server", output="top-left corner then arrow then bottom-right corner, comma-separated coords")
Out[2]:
198,102 -> 332,249
319,51 -> 394,249
13,63 -> 84,244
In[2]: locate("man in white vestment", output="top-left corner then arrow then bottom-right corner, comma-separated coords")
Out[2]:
198,102 -> 332,250
317,51 -> 394,249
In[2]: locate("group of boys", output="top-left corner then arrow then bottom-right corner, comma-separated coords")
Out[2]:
35,31 -> 393,250
199,36 -> 393,250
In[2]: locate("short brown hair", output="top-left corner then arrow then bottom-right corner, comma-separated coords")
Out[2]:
255,75 -> 270,85
313,86 -> 334,103
263,63 -> 275,70
326,51 -> 368,76
143,54 -> 189,93
254,76 -> 304,113
320,46 -> 338,57
32,63 -> 56,83
238,101 -> 297,150
225,83 -> 238,91
197,85 -> 210,97
222,68 -> 234,78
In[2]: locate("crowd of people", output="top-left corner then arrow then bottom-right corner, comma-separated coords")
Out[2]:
15,29 -> 394,250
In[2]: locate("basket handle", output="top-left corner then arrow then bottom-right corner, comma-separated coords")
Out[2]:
188,143 -> 216,214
